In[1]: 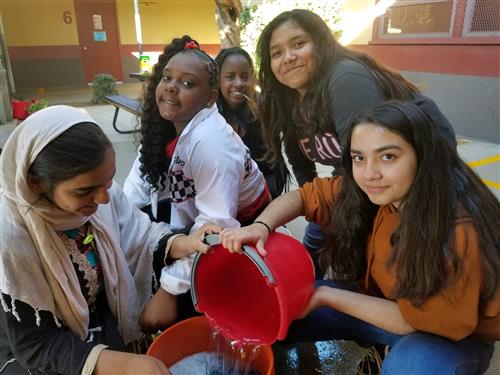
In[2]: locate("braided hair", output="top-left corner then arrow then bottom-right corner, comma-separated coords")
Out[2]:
138,35 -> 218,190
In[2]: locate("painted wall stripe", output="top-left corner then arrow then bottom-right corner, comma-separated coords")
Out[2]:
351,44 -> 500,78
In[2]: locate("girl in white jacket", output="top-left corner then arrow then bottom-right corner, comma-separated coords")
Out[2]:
124,36 -> 269,331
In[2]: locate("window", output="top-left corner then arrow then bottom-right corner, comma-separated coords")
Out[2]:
463,0 -> 500,36
373,0 -> 500,43
380,0 -> 454,38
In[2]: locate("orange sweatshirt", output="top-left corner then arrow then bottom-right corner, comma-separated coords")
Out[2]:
299,176 -> 499,341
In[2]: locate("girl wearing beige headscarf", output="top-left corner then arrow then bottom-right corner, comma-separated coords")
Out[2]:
0,106 -> 216,375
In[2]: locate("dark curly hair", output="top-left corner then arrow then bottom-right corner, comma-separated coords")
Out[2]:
139,35 -> 218,190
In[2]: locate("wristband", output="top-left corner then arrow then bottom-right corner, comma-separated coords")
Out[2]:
253,220 -> 271,235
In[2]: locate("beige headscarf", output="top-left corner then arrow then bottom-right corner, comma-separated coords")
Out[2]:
0,105 -> 161,343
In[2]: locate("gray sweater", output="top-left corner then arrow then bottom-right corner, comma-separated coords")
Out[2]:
285,58 -> 455,186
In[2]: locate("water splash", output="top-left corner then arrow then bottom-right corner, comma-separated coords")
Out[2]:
206,327 -> 262,375
167,320 -> 265,375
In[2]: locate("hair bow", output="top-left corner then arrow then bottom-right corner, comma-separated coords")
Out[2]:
184,41 -> 198,50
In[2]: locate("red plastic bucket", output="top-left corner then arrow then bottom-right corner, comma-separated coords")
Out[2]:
191,232 -> 315,345
12,100 -> 30,120
147,316 -> 275,375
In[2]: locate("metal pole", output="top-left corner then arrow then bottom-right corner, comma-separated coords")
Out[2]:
0,15 -> 15,94
133,0 -> 143,55
0,14 -> 14,123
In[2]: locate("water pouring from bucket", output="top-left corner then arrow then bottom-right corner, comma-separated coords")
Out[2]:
147,315 -> 273,375
191,232 -> 315,345
146,231 -> 314,374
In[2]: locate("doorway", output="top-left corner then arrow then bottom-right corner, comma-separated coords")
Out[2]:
74,0 -> 123,83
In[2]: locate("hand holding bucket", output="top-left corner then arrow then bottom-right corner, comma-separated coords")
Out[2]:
191,232 -> 315,345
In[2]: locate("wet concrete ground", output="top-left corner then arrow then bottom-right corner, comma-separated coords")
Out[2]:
274,340 -> 369,375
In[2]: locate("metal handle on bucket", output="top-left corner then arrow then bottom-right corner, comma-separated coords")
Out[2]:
191,233 -> 276,307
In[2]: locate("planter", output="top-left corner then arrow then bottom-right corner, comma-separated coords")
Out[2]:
12,100 -> 30,120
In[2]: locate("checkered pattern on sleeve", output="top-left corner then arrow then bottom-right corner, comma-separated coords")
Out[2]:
168,170 -> 196,203
244,150 -> 252,179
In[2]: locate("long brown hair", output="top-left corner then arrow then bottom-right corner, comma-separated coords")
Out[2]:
256,9 -> 420,167
323,101 -> 500,307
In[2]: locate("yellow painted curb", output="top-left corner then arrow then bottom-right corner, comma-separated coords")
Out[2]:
467,154 -> 500,168
465,155 -> 499,190
481,179 -> 500,190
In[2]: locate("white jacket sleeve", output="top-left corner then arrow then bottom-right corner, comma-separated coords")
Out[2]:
123,151 -> 152,209
160,129 -> 244,295
160,254 -> 195,294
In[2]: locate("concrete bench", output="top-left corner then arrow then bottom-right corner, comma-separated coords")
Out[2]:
103,95 -> 141,134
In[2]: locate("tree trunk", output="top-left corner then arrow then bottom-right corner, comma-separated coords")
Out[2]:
214,0 -> 242,48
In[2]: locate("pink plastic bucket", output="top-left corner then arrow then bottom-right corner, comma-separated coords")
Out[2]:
191,233 -> 315,345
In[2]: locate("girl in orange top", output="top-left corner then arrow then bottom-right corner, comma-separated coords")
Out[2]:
220,100 -> 499,374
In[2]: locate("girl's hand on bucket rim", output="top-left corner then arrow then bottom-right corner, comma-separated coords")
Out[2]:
169,223 -> 222,258
191,223 -> 222,254
220,224 -> 269,256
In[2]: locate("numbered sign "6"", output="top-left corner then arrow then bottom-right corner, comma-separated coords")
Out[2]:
63,11 -> 72,24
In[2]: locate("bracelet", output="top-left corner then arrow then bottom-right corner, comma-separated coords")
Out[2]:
253,220 -> 271,235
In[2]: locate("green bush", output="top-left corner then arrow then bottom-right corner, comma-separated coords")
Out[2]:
27,99 -> 48,114
91,73 -> 118,104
